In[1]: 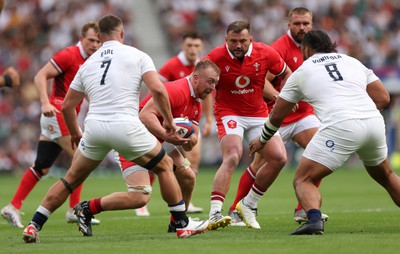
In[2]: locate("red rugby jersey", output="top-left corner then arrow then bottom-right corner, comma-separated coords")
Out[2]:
140,77 -> 201,126
49,43 -> 87,113
206,42 -> 286,118
270,33 -> 314,125
158,52 -> 195,82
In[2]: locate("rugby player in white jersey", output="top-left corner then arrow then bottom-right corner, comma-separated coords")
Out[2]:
250,30 -> 400,235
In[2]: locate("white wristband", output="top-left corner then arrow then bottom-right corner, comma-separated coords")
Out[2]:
260,118 -> 279,144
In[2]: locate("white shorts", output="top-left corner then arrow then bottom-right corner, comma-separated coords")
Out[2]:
40,113 -> 69,140
303,117 -> 387,171
115,142 -> 177,179
216,115 -> 278,142
279,115 -> 320,144
79,118 -> 157,161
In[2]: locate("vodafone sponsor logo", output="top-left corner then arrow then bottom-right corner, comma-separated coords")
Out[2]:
231,75 -> 254,94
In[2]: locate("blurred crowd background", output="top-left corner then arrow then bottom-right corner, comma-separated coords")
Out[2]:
1,0 -> 400,173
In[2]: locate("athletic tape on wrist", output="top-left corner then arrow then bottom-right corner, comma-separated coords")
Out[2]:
3,74 -> 12,88
260,118 -> 279,143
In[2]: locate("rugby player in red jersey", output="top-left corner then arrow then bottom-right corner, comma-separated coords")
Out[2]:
204,20 -> 292,229
135,32 -> 208,216
228,7 -> 329,225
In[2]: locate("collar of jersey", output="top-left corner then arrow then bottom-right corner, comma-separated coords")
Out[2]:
287,30 -> 301,48
226,43 -> 253,59
76,41 -> 88,59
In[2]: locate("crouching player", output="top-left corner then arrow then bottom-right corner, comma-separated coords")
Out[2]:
78,59 -> 220,235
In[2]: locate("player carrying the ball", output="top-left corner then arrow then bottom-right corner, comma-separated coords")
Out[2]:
80,59 -> 220,235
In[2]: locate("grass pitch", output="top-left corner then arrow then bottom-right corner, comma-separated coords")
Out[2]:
1,166 -> 400,254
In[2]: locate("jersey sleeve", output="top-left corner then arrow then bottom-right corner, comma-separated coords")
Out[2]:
51,47 -> 73,74
158,60 -> 172,82
366,68 -> 380,84
266,46 -> 287,76
69,66 -> 84,93
279,69 -> 303,103
140,52 -> 157,75
165,84 -> 187,115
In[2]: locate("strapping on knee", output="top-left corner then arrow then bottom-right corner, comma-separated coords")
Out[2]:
60,177 -> 73,194
176,158 -> 191,171
127,185 -> 152,194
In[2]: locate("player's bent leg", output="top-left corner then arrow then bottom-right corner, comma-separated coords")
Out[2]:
137,143 -> 182,205
100,170 -> 152,211
228,155 -> 266,214
137,143 -> 208,238
365,158 -> 400,206
182,143 -> 204,213
184,140 -> 201,175
291,157 -> 332,235
209,135 -> 243,230
293,157 -> 331,213
292,127 -> 322,222
254,135 -> 287,190
174,160 -> 196,208
5,139 -> 63,228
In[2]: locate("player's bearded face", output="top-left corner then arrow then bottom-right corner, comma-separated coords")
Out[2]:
289,14 -> 313,44
226,30 -> 252,60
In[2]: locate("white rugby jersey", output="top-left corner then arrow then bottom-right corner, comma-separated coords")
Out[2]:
70,40 -> 157,121
279,53 -> 382,128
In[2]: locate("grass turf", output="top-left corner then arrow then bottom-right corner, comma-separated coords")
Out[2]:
1,166 -> 400,254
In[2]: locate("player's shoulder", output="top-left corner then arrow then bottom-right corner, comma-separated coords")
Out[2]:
116,43 -> 148,58
207,44 -> 227,58
271,34 -> 291,51
54,45 -> 78,58
165,78 -> 189,92
252,41 -> 279,57
161,56 -> 181,68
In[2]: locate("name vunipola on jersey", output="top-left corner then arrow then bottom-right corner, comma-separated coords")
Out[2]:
312,54 -> 342,63
231,75 -> 254,95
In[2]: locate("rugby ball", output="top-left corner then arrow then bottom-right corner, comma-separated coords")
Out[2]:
173,117 -> 194,138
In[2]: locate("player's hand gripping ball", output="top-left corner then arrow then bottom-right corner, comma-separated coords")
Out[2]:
173,117 -> 194,138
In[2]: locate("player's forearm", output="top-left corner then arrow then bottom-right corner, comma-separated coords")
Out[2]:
202,95 -> 214,122
152,91 -> 174,124
34,74 -> 51,105
263,81 -> 279,101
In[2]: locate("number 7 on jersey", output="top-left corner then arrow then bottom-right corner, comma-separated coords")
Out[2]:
100,60 -> 112,85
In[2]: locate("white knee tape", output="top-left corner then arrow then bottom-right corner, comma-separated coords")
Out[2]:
181,158 -> 191,170
127,185 -> 152,194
